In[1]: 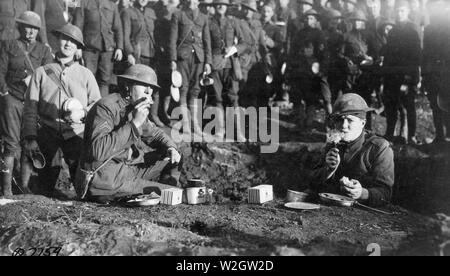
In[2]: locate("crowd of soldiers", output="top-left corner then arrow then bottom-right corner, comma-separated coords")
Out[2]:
0,0 -> 450,200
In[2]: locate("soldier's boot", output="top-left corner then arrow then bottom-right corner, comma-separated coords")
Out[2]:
1,156 -> 14,197
160,96 -> 172,127
20,155 -> 33,194
150,93 -> 165,127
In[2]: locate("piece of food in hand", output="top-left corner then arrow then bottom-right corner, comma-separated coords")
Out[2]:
340,177 -> 354,187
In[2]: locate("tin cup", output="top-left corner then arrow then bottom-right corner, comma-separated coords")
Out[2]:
187,179 -> 205,188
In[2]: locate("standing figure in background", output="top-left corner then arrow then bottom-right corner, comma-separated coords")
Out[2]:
74,0 -> 124,97
33,0 -> 68,54
422,0 -> 450,144
261,0 -> 284,103
0,12 -> 53,196
169,0 -> 212,136
0,0 -> 32,42
383,0 -> 421,144
154,0 -> 180,127
342,10 -> 374,129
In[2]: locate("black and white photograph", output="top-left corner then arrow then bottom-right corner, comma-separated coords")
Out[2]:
0,0 -> 449,259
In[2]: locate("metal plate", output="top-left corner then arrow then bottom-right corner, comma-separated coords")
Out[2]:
319,193 -> 354,207
284,202 -> 321,210
125,194 -> 160,207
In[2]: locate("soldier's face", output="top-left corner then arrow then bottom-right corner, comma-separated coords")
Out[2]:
58,35 -> 79,58
215,4 -> 227,15
279,0 -> 289,9
138,0 -> 149,7
306,15 -> 317,28
187,0 -> 199,9
20,25 -> 39,43
330,17 -> 341,28
130,85 -> 154,106
355,20 -> 365,30
344,2 -> 355,12
262,6 -> 274,22
335,115 -> 366,142
397,6 -> 410,22
245,9 -> 254,19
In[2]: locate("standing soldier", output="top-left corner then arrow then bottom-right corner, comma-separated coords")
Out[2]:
0,0 -> 32,41
154,0 -> 180,126
73,0 -> 124,97
208,0 -> 248,138
238,0 -> 268,108
261,0 -> 285,103
324,8 -> 345,102
383,0 -> 421,144
288,8 -> 332,127
122,0 -> 166,127
286,0 -> 313,57
342,10 -> 375,129
422,0 -> 450,144
22,24 -> 101,197
32,0 -> 68,54
0,12 -> 53,196
169,0 -> 212,136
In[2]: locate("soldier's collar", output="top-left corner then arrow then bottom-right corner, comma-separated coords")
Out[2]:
55,53 -> 76,69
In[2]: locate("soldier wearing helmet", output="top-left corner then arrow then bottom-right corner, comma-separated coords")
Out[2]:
0,11 -> 53,196
310,93 -> 395,207
22,23 -> 101,198
76,64 -> 182,203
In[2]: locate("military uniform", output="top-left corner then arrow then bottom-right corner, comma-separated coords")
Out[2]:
289,23 -> 332,115
74,0 -> 124,97
122,4 -> 157,66
263,20 -> 284,102
238,16 -> 268,107
79,93 -> 179,200
383,20 -> 421,141
312,131 -> 395,207
422,21 -> 450,142
169,8 -> 212,105
0,0 -> 32,41
32,0 -> 67,53
0,39 -> 53,158
209,14 -> 247,107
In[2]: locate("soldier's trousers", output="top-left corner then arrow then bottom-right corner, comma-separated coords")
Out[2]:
177,53 -> 204,105
83,49 -> 114,97
211,68 -> 239,107
384,77 -> 417,139
37,126 -> 83,194
426,78 -> 450,140
0,94 -> 23,158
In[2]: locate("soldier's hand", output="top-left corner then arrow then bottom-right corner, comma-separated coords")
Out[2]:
64,109 -> 86,124
128,54 -> 136,65
167,147 -> 181,165
311,62 -> 320,74
23,139 -> 40,159
114,49 -> 123,61
171,61 -> 177,71
204,64 -> 212,75
132,99 -> 151,129
325,148 -> 341,171
340,178 -> 363,200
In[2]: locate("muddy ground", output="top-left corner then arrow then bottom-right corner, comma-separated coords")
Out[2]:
1,95 -> 450,256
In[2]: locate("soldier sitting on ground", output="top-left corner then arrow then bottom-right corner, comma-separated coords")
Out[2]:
76,64 -> 182,203
310,93 -> 395,207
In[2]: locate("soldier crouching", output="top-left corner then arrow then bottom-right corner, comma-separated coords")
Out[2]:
310,94 -> 395,207
76,64 -> 182,203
